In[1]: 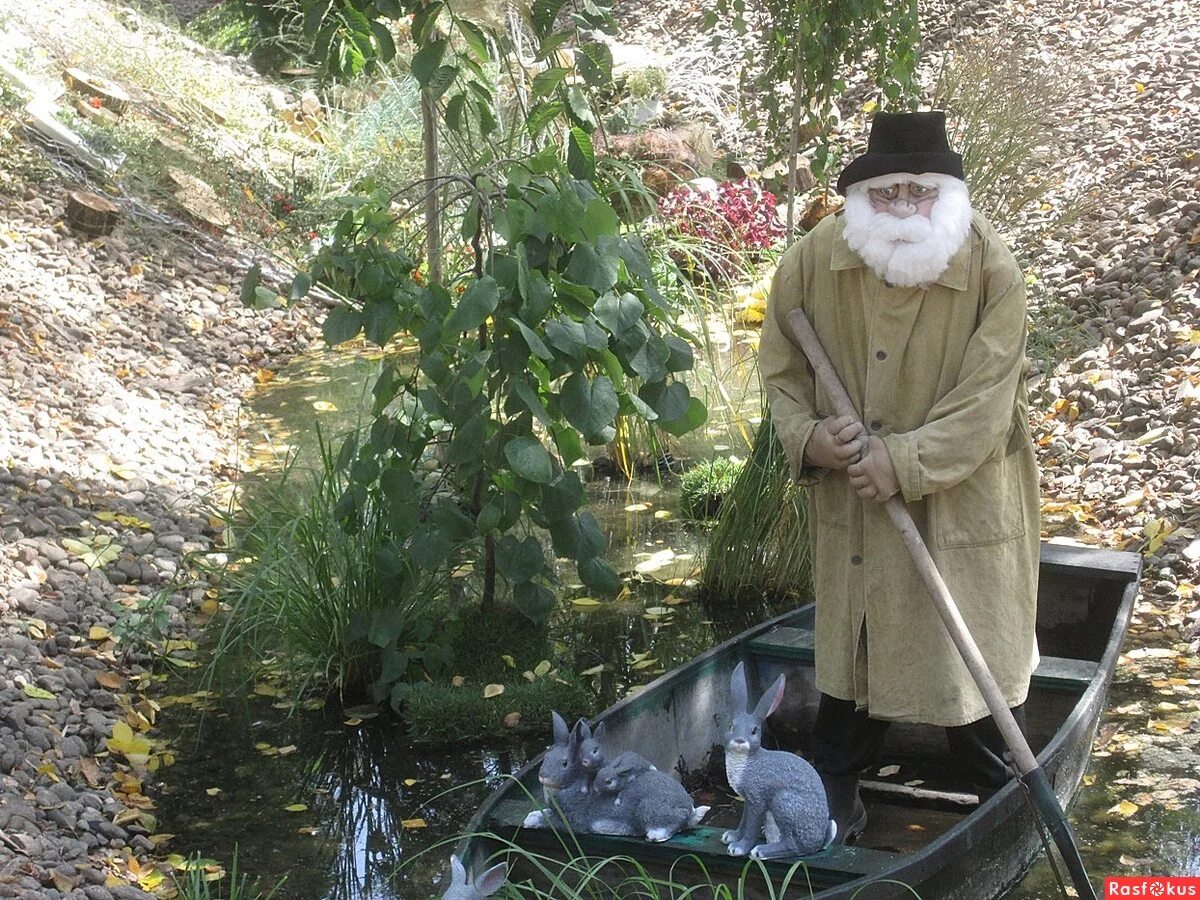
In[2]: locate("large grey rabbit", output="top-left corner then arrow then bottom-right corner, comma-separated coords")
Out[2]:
722,661 -> 834,859
522,711 -> 592,830
589,751 -> 710,841
441,853 -> 507,899
577,721 -> 656,780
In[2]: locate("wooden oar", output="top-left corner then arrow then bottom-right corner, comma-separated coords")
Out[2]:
786,308 -> 1098,900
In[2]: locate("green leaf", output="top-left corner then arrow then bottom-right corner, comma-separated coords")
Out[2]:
544,316 -> 587,360
531,0 -> 568,38
448,414 -> 487,466
539,471 -> 584,520
323,305 -> 362,346
640,381 -> 690,421
658,396 -> 707,437
504,436 -> 554,484
362,299 -> 399,346
526,100 -> 564,137
409,528 -> 452,570
511,318 -> 554,361
512,581 -> 556,621
445,276 -> 499,332
412,2 -> 444,44
511,375 -> 553,427
532,67 -> 570,97
456,19 -> 489,61
289,271 -> 312,302
664,333 -> 694,372
428,64 -> 459,100
445,91 -> 467,131
369,20 -> 397,62
22,682 -> 55,700
564,244 -> 618,293
580,199 -> 619,241
574,41 -> 613,88
240,263 -> 262,307
594,292 -> 643,338
578,556 -> 622,597
560,373 -> 619,445
410,38 -> 447,85
629,336 -> 669,383
551,423 -> 585,468
567,126 -> 595,180
496,536 -> 545,582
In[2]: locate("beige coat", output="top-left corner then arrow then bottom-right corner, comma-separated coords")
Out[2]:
759,210 -> 1040,727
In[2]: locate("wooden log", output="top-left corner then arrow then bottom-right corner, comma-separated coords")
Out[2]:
74,97 -> 121,126
63,68 -> 131,116
66,190 -> 120,237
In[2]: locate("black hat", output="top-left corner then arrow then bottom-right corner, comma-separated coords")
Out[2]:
836,111 -> 964,195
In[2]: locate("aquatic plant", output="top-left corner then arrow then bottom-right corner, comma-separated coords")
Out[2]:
679,456 -> 746,520
700,414 -> 812,603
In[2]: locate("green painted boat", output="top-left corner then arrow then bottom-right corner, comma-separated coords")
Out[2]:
456,542 -> 1140,898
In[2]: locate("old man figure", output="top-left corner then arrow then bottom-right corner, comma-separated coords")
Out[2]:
758,111 -> 1040,843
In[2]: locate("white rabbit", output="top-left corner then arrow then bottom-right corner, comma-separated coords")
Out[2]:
722,661 -> 835,859
441,854 -> 508,899
522,711 -> 592,830
590,751 -> 710,842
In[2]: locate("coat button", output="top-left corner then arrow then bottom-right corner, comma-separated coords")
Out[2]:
875,350 -> 887,361
850,554 -> 863,565
870,420 -> 882,431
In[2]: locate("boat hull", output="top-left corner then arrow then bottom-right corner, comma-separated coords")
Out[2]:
459,543 -> 1140,898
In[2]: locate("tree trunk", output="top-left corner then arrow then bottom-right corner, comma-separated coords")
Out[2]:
422,88 -> 441,282
785,44 -> 803,239
66,190 -> 120,237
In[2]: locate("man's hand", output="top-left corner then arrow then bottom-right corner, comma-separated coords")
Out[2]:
803,416 -> 867,470
847,436 -> 900,502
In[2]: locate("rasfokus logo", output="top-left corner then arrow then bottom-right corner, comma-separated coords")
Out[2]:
1106,877 -> 1200,897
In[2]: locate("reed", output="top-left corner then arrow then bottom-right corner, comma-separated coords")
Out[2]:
699,413 -> 811,603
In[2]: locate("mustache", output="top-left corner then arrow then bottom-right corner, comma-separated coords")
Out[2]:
861,211 -> 933,243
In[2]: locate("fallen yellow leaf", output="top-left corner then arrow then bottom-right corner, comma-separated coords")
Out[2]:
401,818 -> 428,829
483,684 -> 505,699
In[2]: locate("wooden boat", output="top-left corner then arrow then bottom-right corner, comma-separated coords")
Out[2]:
457,542 -> 1140,899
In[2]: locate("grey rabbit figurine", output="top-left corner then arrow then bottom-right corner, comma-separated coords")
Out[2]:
577,721 -> 656,779
722,661 -> 834,859
590,751 -> 710,841
441,853 -> 507,899
522,711 -> 592,830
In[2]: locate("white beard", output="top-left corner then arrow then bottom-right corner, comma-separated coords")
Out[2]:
841,173 -> 973,288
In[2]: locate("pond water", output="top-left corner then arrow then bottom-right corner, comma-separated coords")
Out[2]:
154,339 -> 1198,898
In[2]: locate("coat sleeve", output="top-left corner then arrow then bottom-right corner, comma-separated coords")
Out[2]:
758,243 -> 823,483
881,259 -> 1028,503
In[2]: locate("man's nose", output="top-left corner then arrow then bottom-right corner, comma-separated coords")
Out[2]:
888,199 -> 917,218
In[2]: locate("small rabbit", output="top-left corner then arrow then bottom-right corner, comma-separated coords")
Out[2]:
722,661 -> 834,859
441,853 -> 508,899
590,752 -> 710,842
577,721 -> 656,780
522,711 -> 591,830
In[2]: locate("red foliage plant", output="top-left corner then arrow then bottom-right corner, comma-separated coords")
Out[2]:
658,179 -> 785,281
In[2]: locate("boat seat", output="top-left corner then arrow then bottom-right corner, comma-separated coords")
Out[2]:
487,800 -> 900,883
748,627 -> 1098,693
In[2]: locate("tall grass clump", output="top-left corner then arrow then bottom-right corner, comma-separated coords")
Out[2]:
700,413 -> 811,603
208,431 -> 453,702
933,32 -> 1080,225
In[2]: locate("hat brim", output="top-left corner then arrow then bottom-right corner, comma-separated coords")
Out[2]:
836,151 -> 964,196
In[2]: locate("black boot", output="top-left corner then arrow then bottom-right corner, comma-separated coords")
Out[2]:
821,773 -> 867,845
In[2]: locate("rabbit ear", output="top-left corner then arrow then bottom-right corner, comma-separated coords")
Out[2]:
449,854 -> 468,886
569,719 -> 585,751
578,720 -> 593,742
593,721 -> 606,742
730,661 -> 748,713
752,674 -> 787,723
551,710 -> 569,744
474,861 -> 509,896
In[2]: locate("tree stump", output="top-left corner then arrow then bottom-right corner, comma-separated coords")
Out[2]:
63,68 -> 131,116
66,190 -> 121,237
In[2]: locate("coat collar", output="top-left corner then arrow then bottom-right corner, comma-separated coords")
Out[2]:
829,213 -> 973,291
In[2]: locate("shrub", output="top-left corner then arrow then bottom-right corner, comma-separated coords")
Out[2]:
658,179 -> 785,282
932,32 -> 1080,225
680,456 -> 745,520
